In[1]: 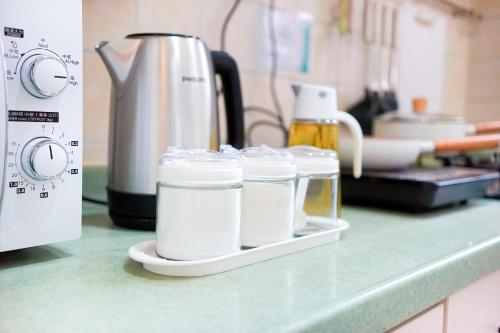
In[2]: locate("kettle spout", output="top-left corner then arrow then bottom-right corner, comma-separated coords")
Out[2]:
95,39 -> 141,89
291,84 -> 301,96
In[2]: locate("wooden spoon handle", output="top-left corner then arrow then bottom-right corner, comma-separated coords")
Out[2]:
434,134 -> 500,152
474,121 -> 500,134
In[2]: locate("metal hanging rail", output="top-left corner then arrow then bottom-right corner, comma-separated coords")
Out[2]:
434,0 -> 482,19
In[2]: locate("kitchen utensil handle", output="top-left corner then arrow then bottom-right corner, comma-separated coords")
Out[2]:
389,5 -> 399,90
474,121 -> 500,134
434,134 -> 500,152
363,0 -> 375,43
337,111 -> 364,178
211,51 -> 245,149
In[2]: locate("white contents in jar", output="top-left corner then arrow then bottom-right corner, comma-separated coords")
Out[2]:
156,185 -> 241,260
240,181 -> 295,247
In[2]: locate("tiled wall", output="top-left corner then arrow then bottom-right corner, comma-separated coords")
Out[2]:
82,0 -> 476,165
442,1 -> 474,118
466,0 -> 500,122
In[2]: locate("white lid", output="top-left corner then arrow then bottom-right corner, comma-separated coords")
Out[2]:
287,146 -> 339,175
222,145 -> 296,179
292,84 -> 339,120
158,147 -> 243,185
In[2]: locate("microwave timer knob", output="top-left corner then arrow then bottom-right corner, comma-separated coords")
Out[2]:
21,138 -> 69,181
20,54 -> 69,98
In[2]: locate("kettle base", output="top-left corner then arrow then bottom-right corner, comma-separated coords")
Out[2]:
109,213 -> 156,231
107,188 -> 156,230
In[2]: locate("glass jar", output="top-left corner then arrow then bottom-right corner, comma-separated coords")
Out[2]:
156,147 -> 243,260
222,145 -> 297,247
287,146 -> 339,235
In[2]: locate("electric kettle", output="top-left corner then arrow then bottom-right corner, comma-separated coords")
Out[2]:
96,33 -> 245,230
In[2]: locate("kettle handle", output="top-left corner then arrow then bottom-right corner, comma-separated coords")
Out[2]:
211,51 -> 245,149
336,111 -> 363,178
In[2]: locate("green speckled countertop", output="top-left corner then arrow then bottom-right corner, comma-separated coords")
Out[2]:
1,167 -> 500,333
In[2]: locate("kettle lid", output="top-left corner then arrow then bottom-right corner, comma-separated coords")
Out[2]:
126,33 -> 200,40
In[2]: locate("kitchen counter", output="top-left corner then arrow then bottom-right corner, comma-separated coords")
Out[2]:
1,168 -> 500,333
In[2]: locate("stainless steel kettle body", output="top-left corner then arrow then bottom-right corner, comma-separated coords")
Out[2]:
96,33 -> 244,229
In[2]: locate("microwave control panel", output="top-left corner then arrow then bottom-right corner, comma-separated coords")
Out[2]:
0,0 -> 82,251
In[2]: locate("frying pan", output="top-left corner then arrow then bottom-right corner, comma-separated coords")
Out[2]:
339,134 -> 500,170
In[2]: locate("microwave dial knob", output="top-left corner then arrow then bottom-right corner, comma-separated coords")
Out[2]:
21,138 -> 69,181
20,55 -> 69,98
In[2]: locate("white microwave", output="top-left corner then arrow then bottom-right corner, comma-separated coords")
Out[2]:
0,0 -> 82,251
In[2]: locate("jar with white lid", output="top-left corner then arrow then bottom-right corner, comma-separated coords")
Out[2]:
222,145 -> 297,247
156,147 -> 243,260
287,146 -> 339,235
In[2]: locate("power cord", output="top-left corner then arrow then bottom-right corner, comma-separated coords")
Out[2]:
244,105 -> 279,120
247,0 -> 288,146
220,0 -> 242,52
82,196 -> 107,205
219,0 -> 288,147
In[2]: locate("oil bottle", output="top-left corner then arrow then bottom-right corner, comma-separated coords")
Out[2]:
288,84 -> 363,216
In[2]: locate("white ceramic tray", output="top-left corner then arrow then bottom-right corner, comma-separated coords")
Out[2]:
128,219 -> 349,277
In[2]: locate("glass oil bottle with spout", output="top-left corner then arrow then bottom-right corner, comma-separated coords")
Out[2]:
288,84 -> 363,216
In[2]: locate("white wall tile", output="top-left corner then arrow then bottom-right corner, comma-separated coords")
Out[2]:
308,24 -> 338,83
335,33 -> 366,89
200,0 -> 262,72
83,0 -> 135,51
84,143 -> 108,166
468,59 -> 500,101
350,0 -> 367,34
477,0 -> 500,19
465,0 -> 500,122
83,52 -> 111,146
239,71 -> 296,147
135,0 -> 202,36
446,0 -> 475,11
470,17 -> 500,61
445,16 -> 471,62
249,0 -> 337,24
466,100 -> 500,122
337,84 -> 367,110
